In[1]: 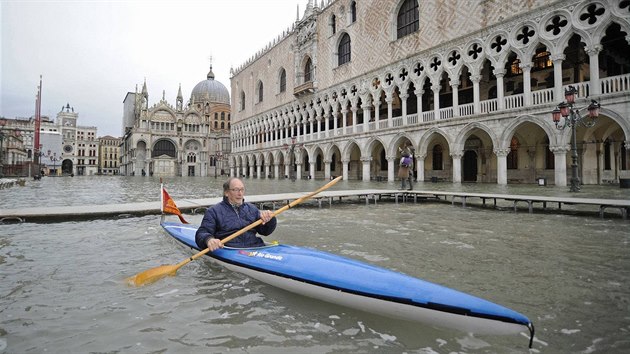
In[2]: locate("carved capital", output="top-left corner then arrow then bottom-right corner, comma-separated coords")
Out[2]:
494,148 -> 510,157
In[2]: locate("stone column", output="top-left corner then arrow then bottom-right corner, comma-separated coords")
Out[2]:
400,93 -> 408,123
256,164 -> 262,179
387,156 -> 396,182
274,163 -> 280,179
341,108 -> 348,134
471,74 -> 481,114
415,154 -> 426,182
415,88 -> 423,117
551,146 -> 570,187
284,161 -> 290,179
342,159 -> 350,180
494,148 -> 510,185
432,83 -> 441,120
585,45 -> 602,95
521,62 -> 532,106
451,152 -> 463,183
386,95 -> 393,125
315,115 -> 322,140
552,54 -> 565,103
450,80 -> 460,117
362,106 -> 370,130
361,157 -> 372,181
296,162 -> 302,180
265,164 -> 271,179
309,162 -> 315,179
324,108 -> 330,137
324,159 -> 332,179
494,69 -> 505,110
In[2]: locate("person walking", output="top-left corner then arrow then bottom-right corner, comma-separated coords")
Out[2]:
398,150 -> 413,190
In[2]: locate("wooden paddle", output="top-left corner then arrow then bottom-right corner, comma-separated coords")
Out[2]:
126,176 -> 343,286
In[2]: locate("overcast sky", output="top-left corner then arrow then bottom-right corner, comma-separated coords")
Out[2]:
1,0 -> 306,137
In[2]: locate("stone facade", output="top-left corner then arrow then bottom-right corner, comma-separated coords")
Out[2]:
120,68 -> 231,177
98,136 -> 121,175
229,0 -> 630,186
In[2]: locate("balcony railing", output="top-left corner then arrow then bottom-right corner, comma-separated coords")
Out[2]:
239,74 -> 629,150
293,81 -> 315,96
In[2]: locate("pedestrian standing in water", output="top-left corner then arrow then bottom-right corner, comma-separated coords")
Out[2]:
398,144 -> 414,190
195,177 -> 277,251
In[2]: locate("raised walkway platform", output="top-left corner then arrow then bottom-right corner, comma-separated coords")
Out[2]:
1,189 -> 628,223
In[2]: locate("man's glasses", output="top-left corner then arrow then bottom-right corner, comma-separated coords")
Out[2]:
229,188 -> 245,193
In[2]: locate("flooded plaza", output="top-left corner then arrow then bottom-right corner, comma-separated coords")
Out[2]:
1,176 -> 629,353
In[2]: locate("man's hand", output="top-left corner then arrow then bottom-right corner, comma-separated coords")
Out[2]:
259,210 -> 274,224
206,238 -> 223,251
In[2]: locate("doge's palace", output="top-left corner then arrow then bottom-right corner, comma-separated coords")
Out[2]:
229,0 -> 629,186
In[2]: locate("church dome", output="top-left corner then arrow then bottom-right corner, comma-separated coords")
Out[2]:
190,67 -> 230,105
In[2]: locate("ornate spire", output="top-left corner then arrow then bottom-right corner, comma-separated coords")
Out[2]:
207,55 -> 215,80
176,83 -> 183,111
142,78 -> 148,97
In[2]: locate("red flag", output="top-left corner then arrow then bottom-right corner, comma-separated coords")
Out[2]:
162,186 -> 189,224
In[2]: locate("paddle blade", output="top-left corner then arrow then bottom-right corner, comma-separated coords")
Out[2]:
126,264 -> 179,286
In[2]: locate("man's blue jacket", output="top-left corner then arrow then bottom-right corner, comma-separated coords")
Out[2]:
195,197 -> 277,249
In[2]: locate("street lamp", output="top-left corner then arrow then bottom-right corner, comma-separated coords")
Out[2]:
49,153 -> 60,176
214,151 -> 223,178
551,85 -> 601,192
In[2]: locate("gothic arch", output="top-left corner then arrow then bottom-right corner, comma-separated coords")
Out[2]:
454,122 -> 499,152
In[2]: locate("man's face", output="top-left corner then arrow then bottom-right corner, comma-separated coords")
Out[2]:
226,179 -> 245,205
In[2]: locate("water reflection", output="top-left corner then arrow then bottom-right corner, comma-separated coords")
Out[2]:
0,177 -> 629,353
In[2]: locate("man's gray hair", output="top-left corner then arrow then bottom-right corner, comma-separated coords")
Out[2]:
223,177 -> 241,192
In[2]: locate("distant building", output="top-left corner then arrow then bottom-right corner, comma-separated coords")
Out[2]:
120,66 -> 231,177
98,136 -> 121,175
52,103 -> 99,176
0,117 -> 29,176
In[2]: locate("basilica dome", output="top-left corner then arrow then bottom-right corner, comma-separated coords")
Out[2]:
190,67 -> 230,105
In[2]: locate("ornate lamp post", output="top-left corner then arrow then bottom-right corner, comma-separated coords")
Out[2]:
214,151 -> 223,178
49,153 -> 60,176
551,85 -> 601,192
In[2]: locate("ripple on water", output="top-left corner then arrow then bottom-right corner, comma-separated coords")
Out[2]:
1,180 -> 629,353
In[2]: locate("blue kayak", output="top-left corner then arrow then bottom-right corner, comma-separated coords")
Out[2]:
161,221 -> 534,346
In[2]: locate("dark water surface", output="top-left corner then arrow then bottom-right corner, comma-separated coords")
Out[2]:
1,176 -> 629,353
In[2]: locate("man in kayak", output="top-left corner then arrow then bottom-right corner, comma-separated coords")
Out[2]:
195,177 -> 277,251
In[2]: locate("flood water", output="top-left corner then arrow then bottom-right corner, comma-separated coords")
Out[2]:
1,176 -> 629,353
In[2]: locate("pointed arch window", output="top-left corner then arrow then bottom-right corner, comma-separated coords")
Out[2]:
304,58 -> 313,82
330,14 -> 336,34
351,1 -> 357,23
338,33 -> 351,66
240,91 -> 246,111
257,81 -> 264,103
397,0 -> 419,39
279,68 -> 287,93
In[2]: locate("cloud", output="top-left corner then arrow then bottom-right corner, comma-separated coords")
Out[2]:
1,0 -> 305,136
